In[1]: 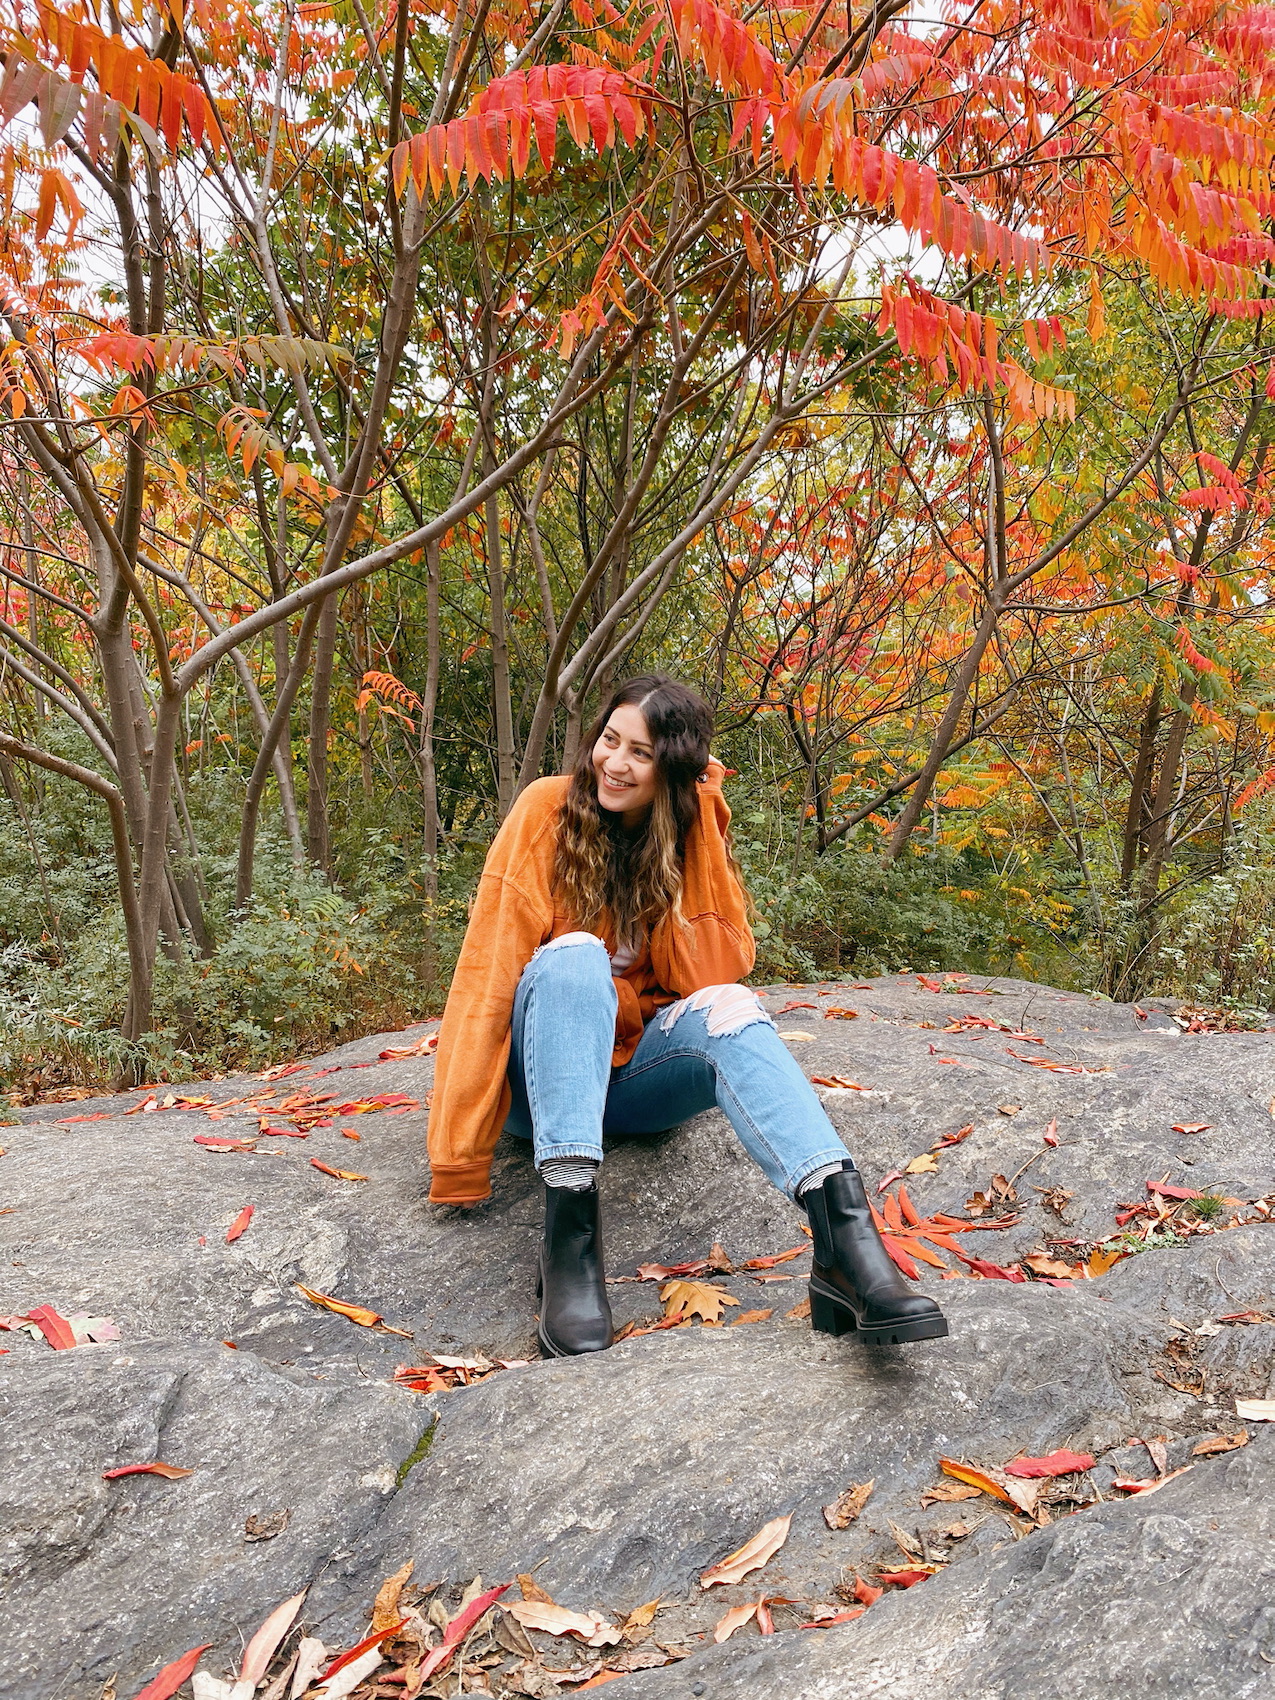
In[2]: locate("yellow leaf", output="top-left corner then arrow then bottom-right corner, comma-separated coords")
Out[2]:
660,1280 -> 740,1324
700,1514 -> 793,1588
294,1284 -> 382,1328
620,1599 -> 662,1636
938,1458 -> 1038,1516
903,1153 -> 939,1174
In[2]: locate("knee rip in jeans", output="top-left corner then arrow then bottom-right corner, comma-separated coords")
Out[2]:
533,931 -> 608,959
658,984 -> 774,1038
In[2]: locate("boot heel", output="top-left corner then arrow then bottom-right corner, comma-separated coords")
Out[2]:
809,1285 -> 856,1337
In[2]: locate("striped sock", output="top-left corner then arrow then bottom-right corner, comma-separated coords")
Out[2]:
797,1160 -> 851,1198
539,1157 -> 600,1191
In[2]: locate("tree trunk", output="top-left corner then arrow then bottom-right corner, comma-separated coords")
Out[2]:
306,587 -> 340,873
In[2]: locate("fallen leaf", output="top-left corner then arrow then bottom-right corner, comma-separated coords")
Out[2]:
1110,1466 -> 1195,1495
877,1567 -> 939,1588
1023,1254 -> 1081,1281
938,1458 -> 1039,1515
1172,1123 -> 1211,1135
244,1508 -> 291,1542
310,1159 -> 369,1181
777,1030 -> 815,1041
659,1280 -> 740,1324
619,1599 -> 662,1635
225,1206 -> 254,1244
1192,1431 -> 1248,1456
133,1646 -> 213,1700
1042,1118 -> 1059,1146
812,1075 -> 867,1089
577,1676 -> 626,1690
756,1599 -> 774,1635
903,1153 -> 939,1175
799,1608 -> 863,1628
505,1602 -> 622,1648
193,1135 -> 256,1151
708,1242 -> 733,1273
997,1104 -> 1021,1115
379,1031 -> 438,1060
739,1247 -> 805,1270
240,1590 -> 307,1685
700,1514 -> 792,1588
1235,1398 -> 1275,1421
24,1304 -> 78,1350
320,1620 -> 409,1689
1003,1450 -> 1094,1479
823,1007 -> 858,1020
852,1575 -> 883,1607
102,1462 -> 194,1480
288,1638 -> 328,1698
1146,1180 -> 1202,1201
776,1001 -> 819,1013
730,1308 -> 774,1327
786,1298 -> 811,1320
1086,1247 -> 1125,1277
875,1169 -> 906,1192
517,1574 -> 556,1605
932,1123 -> 973,1150
294,1285 -> 382,1328
315,1646 -> 385,1698
919,1481 -> 983,1507
372,1562 -> 414,1634
635,1259 -> 710,1282
712,1602 -> 759,1643
822,1480 -> 873,1530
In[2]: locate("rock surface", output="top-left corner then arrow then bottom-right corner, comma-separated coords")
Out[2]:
2,975 -> 1273,1699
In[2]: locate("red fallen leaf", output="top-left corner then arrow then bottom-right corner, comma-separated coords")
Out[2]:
1146,1181 -> 1202,1201
259,1126 -> 308,1138
417,1584 -> 510,1683
756,1598 -> 774,1635
799,1609 -> 864,1628
917,975 -> 943,991
379,1030 -> 439,1060
739,1247 -> 806,1270
1110,1466 -> 1194,1496
955,1250 -> 1026,1282
876,1169 -> 906,1192
852,1576 -> 883,1607
897,1186 -> 922,1227
102,1461 -> 194,1480
1172,1123 -> 1211,1135
258,1060 -> 310,1081
1043,1118 -> 1059,1147
635,1259 -> 711,1281
194,1134 -> 256,1151
877,1568 -> 935,1588
777,1001 -> 819,1013
55,1112 -> 111,1124
932,1123 -> 974,1150
321,1619 -> 411,1685
880,1234 -> 920,1281
133,1644 -> 213,1700
225,1205 -> 254,1244
25,1305 -> 77,1350
1003,1449 -> 1095,1478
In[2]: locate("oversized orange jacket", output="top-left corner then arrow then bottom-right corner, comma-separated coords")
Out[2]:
427,761 -> 754,1203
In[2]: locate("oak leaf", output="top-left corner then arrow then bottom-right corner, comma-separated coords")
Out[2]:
700,1514 -> 792,1588
903,1153 -> 939,1175
372,1562 -> 414,1633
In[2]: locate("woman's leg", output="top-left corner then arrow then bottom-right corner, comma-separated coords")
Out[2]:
603,985 -> 850,1199
506,932 -> 617,1171
505,933 -> 616,1357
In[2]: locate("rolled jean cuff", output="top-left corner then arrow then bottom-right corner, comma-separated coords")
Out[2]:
786,1148 -> 855,1202
535,1140 -> 606,1168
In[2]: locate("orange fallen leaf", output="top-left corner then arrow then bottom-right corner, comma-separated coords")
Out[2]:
294,1284 -> 411,1335
852,1575 -> 882,1607
700,1514 -> 792,1588
1172,1122 -> 1211,1134
660,1280 -> 740,1323
903,1153 -> 939,1175
102,1461 -> 193,1480
133,1645 -> 214,1700
225,1205 -> 254,1244
371,1563 -> 414,1634
713,1601 -> 759,1642
1086,1247 -> 1125,1277
310,1159 -> 369,1181
823,1479 -> 873,1530
1003,1450 -> 1094,1478
1193,1430 -> 1248,1456
877,1567 -> 939,1588
730,1308 -> 774,1326
786,1297 -> 812,1320
799,1608 -> 863,1627
620,1598 -> 662,1635
938,1457 -> 1039,1515
919,1481 -> 982,1508
823,1007 -> 859,1020
578,1675 -> 626,1690
812,1075 -> 867,1089
739,1247 -> 805,1270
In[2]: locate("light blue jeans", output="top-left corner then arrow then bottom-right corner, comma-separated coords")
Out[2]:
504,932 -> 853,1200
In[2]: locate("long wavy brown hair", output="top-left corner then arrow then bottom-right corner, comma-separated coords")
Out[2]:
553,676 -> 715,948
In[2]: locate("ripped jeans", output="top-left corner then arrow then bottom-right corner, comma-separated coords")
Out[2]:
504,932 -> 852,1200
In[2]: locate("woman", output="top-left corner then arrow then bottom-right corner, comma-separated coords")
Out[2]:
428,675 -> 947,1357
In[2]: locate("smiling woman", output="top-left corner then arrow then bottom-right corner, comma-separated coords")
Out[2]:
427,674 -> 948,1357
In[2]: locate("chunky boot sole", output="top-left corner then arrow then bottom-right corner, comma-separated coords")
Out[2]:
809,1278 -> 949,1346
535,1264 -> 611,1358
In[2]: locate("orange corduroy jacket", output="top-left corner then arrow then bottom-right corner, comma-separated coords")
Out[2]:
426,760 -> 754,1203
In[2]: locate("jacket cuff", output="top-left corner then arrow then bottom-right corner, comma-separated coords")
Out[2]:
428,1160 -> 494,1205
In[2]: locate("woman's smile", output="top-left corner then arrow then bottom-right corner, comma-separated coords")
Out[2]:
592,704 -> 658,822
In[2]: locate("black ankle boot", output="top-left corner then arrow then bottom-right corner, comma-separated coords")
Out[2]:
537,1184 -> 613,1357
803,1163 -> 949,1345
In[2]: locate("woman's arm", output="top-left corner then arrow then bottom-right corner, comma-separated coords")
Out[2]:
427,784 -> 562,1203
650,759 -> 756,994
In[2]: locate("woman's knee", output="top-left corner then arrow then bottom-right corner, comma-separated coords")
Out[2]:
525,931 -> 615,991
658,983 -> 773,1038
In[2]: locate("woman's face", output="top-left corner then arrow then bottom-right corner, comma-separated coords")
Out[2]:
592,703 -> 658,824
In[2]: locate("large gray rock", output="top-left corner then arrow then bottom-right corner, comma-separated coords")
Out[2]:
2,976 -> 1272,1698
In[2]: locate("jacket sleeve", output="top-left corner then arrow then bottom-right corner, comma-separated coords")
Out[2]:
650,760 -> 755,996
427,802 -> 556,1204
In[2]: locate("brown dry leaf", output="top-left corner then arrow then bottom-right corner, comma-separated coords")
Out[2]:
1192,1430 -> 1248,1456
707,1242 -> 734,1274
965,1174 -> 1018,1216
712,1602 -> 759,1644
919,1481 -> 983,1508
1033,1185 -> 1073,1219
700,1514 -> 793,1589
1023,1253 -> 1081,1280
659,1280 -> 740,1324
730,1308 -> 774,1327
372,1561 -> 414,1633
903,1153 -> 939,1175
504,1602 -> 623,1648
997,1104 -> 1022,1116
619,1599 -> 662,1638
822,1480 -> 874,1530
938,1458 -> 1039,1516
517,1573 -> 556,1605
786,1297 -> 812,1321
937,1518 -> 977,1540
